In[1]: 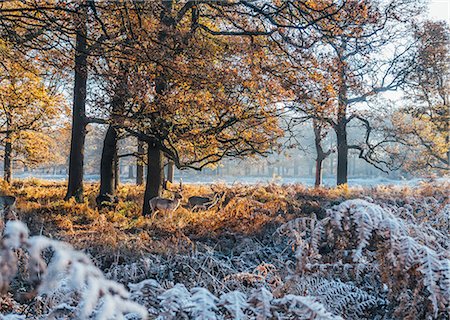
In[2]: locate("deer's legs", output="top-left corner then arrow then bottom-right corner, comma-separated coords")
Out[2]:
151,209 -> 160,220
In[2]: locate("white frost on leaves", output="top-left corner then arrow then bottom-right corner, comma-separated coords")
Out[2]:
1,221 -> 147,320
157,283 -> 191,319
186,287 -> 219,319
274,295 -> 342,320
129,278 -> 344,320
276,198 -> 450,317
0,315 -> 26,320
2,192 -> 449,319
3,220 -> 28,248
248,287 -> 273,319
219,290 -> 248,320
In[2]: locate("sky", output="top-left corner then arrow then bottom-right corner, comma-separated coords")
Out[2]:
429,0 -> 450,22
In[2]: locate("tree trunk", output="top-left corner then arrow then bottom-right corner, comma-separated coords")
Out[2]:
315,158 -> 324,187
114,149 -> 119,189
128,165 -> 134,179
141,0 -> 172,215
3,130 -> 12,184
293,160 -> 299,176
99,125 -> 117,197
167,160 -> 174,183
98,60 -> 128,200
313,119 -> 331,187
336,124 -> 348,185
65,4 -> 88,202
351,153 -> 356,176
136,139 -> 144,185
329,155 -> 333,175
335,48 -> 349,186
447,135 -> 450,169
142,142 -> 164,215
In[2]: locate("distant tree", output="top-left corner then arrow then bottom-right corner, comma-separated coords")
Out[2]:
305,0 -> 423,185
312,119 -> 333,187
279,51 -> 336,187
46,124 -> 71,170
0,41 -> 66,183
247,0 -> 424,186
391,21 -> 449,172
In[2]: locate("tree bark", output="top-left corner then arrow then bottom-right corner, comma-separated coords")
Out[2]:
315,158 -> 323,187
114,149 -> 119,189
136,139 -> 144,185
141,0 -> 173,215
65,4 -> 88,202
128,165 -> 134,179
142,142 -> 164,215
335,49 -> 349,186
98,61 -> 128,199
167,160 -> 175,183
314,127 -> 324,187
99,125 -> 117,197
336,123 -> 348,185
3,130 -> 12,184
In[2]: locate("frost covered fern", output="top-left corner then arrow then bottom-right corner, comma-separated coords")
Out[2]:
0,221 -> 147,320
275,198 -> 450,319
1,182 -> 449,319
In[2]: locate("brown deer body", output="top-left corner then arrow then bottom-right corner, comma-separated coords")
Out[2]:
148,192 -> 182,219
187,195 -> 219,211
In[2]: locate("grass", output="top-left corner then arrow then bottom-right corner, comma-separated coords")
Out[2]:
1,178 -> 448,269
1,178 -> 449,319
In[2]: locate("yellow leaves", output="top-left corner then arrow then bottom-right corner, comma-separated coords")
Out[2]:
9,130 -> 57,168
0,40 -> 68,168
392,104 -> 449,172
305,0 -> 330,11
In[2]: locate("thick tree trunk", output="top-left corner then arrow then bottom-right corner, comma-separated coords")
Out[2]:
167,160 -> 175,183
336,124 -> 348,185
315,158 -> 324,188
4,131 -> 12,184
335,48 -> 349,186
114,150 -> 119,189
98,62 -> 128,199
141,0 -> 173,215
142,142 -> 164,215
136,139 -> 144,185
99,126 -> 117,197
65,5 -> 88,202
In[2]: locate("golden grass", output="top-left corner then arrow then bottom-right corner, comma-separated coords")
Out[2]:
1,178 -> 448,268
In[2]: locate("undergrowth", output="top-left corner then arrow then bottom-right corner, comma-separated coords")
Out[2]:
0,179 -> 449,319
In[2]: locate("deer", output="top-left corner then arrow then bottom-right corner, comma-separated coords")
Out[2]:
0,195 -> 17,233
0,195 -> 16,207
149,192 -> 183,219
187,192 -> 222,211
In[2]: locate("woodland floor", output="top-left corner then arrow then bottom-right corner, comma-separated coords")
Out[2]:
0,179 -> 449,319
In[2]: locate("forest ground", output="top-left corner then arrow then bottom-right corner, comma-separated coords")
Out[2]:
0,179 -> 449,319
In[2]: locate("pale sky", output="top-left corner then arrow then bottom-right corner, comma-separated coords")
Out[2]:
429,0 -> 450,23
